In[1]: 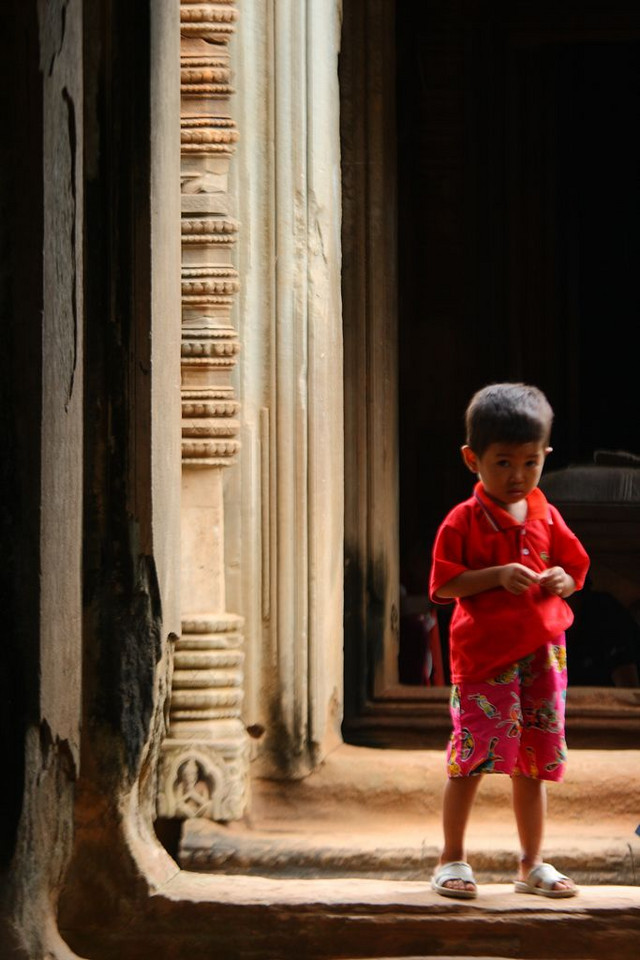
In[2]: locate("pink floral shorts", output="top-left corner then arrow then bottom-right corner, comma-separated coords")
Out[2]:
447,635 -> 568,782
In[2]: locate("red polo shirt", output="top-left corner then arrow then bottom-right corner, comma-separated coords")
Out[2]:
430,483 -> 590,683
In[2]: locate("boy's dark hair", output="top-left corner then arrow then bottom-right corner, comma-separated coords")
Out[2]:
465,383 -> 554,456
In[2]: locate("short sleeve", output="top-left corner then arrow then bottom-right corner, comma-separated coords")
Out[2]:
549,505 -> 590,589
429,520 -> 469,604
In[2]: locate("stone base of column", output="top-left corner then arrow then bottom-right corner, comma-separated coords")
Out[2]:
157,613 -> 249,821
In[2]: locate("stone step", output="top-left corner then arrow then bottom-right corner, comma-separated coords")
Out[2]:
247,745 -> 638,823
149,872 -> 640,960
178,745 -> 640,886
173,743 -> 639,959
179,818 -> 639,886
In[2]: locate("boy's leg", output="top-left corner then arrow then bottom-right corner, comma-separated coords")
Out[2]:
512,774 -> 573,892
438,774 -> 483,891
513,637 -> 574,892
439,671 -> 520,893
512,773 -> 545,877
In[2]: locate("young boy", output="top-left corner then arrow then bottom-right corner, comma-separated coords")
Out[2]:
429,383 -> 589,899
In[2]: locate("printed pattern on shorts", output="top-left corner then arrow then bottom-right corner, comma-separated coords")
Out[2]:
446,635 -> 567,782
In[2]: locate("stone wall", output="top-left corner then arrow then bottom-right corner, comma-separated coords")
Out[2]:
0,1 -> 84,954
0,1 -> 181,955
0,0 -> 346,954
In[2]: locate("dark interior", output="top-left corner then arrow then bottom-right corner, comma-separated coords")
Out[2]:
396,2 -> 640,687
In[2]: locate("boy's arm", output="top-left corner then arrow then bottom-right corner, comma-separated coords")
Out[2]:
435,563 -> 540,599
547,505 -> 590,595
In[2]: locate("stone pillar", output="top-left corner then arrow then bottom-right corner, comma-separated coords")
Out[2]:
228,0 -> 345,779
158,0 -> 248,822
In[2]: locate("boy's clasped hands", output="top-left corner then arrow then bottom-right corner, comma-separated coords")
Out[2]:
499,564 -> 571,597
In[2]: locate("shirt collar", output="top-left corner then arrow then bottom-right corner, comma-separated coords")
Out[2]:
473,482 -> 549,530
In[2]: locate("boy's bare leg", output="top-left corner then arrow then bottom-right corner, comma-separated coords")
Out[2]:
438,775 -> 482,891
512,775 -> 574,891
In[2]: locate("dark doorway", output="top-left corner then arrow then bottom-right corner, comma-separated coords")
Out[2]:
397,3 -> 640,691
340,0 -> 640,746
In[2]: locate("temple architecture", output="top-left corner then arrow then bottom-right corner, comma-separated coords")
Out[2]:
1,1 -> 639,958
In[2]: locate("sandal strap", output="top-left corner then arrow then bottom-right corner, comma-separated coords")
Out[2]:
528,862 -> 569,888
434,860 -> 476,884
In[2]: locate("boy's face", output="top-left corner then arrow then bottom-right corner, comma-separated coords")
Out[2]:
461,440 -> 551,507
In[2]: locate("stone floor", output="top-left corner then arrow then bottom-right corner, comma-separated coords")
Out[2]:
145,863 -> 639,960
180,744 -> 640,886
166,744 -> 640,959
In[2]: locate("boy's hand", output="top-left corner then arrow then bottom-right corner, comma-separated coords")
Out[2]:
538,566 -> 572,596
498,563 -> 540,595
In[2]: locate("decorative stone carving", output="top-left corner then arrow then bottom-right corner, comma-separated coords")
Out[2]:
180,3 -> 238,43
158,0 -> 248,822
158,614 -> 249,821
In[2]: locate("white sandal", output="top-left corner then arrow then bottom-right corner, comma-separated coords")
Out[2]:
431,860 -> 478,899
515,862 -> 578,898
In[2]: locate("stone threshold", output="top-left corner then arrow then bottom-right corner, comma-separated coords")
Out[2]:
60,868 -> 640,960
139,744 -> 640,960
143,872 -> 640,960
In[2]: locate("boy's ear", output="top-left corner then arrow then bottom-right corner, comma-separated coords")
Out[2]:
461,444 -> 478,473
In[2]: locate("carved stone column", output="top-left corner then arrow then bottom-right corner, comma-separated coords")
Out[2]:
227,0 -> 345,779
158,0 -> 248,822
